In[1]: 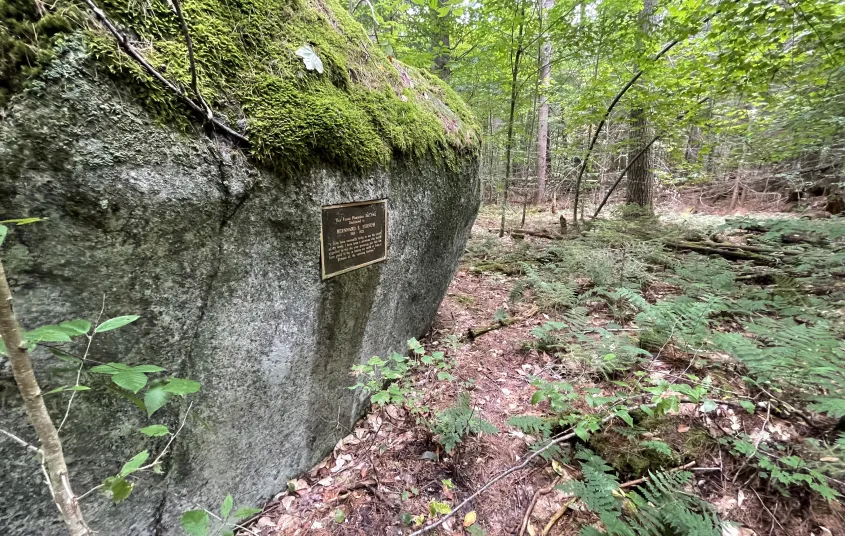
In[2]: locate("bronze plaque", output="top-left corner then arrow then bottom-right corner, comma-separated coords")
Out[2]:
320,199 -> 387,279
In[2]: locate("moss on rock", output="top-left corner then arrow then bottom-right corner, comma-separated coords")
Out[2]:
3,0 -> 479,175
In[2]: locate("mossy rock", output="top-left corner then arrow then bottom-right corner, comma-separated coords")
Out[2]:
1,0 -> 480,175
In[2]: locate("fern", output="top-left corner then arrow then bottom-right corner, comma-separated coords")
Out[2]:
507,415 -> 553,439
565,449 -> 722,536
430,391 -> 499,453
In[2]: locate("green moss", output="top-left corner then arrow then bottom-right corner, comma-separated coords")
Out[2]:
0,0 -> 76,105
8,0 -> 480,175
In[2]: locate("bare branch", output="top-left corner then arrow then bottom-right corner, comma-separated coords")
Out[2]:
58,295 -> 105,433
78,0 -> 248,145
169,0 -> 213,119
0,427 -> 41,453
0,260 -> 91,535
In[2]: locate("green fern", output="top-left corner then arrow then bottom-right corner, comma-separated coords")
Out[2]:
430,391 -> 499,453
507,415 -> 553,439
565,449 -> 722,536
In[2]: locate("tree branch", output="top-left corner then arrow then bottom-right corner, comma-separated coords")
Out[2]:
0,260 -> 91,535
571,9 -> 721,224
79,0 -> 248,145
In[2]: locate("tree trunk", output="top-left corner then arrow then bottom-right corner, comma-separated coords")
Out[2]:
499,4 -> 526,237
625,106 -> 653,207
535,0 -> 554,204
431,8 -> 451,81
0,260 -> 91,535
625,0 -> 655,209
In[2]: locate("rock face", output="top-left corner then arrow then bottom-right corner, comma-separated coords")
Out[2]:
0,2 -> 479,533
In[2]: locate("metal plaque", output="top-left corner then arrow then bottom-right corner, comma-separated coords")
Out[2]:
320,199 -> 387,279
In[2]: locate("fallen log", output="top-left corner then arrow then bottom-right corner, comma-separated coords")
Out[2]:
664,241 -> 777,265
487,228 -> 564,240
464,306 -> 539,341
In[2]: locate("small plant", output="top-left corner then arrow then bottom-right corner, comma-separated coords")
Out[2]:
429,391 -> 499,454
564,448 -> 723,536
350,338 -> 455,415
726,435 -> 840,500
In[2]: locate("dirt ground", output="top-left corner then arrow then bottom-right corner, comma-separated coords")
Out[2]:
244,204 -> 844,536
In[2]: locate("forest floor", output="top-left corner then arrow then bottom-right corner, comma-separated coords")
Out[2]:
247,202 -> 845,536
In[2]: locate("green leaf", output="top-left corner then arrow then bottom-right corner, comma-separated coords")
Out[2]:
163,378 -> 201,396
90,362 -> 132,375
0,217 -> 46,225
333,508 -> 346,523
614,409 -> 634,427
59,319 -> 91,335
23,325 -> 73,343
234,507 -> 262,520
119,450 -> 150,477
103,477 -> 134,503
700,400 -> 718,413
68,385 -> 90,391
144,387 -> 172,417
132,365 -> 166,373
139,424 -> 169,437
113,371 -> 148,393
739,400 -> 756,414
181,510 -> 211,536
221,494 -> 233,518
95,315 -> 141,333
371,391 -> 390,404
0,338 -> 6,356
295,44 -> 324,74
0,224 -> 7,247
574,426 -> 591,442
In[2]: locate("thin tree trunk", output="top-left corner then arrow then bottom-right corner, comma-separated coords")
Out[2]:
625,106 -> 653,207
0,261 -> 91,535
499,4 -> 526,238
535,0 -> 554,204
729,175 -> 741,211
625,0 -> 655,209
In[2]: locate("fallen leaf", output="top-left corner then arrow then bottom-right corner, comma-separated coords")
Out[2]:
678,424 -> 690,433
464,511 -> 477,527
820,456 -> 839,462
281,496 -> 295,511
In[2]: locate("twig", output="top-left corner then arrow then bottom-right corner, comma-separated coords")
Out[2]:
131,475 -> 261,536
750,488 -> 785,533
619,461 -> 696,489
78,0 -> 248,144
732,401 -> 771,484
59,295 -> 105,433
0,427 -> 41,454
465,306 -> 538,341
141,401 -> 193,471
169,0 -> 212,119
408,410 -> 622,536
541,497 -> 577,536
518,476 -> 562,536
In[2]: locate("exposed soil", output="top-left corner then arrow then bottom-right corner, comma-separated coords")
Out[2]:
245,208 -> 844,536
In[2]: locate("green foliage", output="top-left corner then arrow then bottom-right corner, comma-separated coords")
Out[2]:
350,338 -> 456,413
565,449 -> 722,536
727,435 -> 840,500
429,391 -> 499,453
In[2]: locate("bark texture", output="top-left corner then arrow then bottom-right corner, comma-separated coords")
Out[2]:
0,262 -> 91,536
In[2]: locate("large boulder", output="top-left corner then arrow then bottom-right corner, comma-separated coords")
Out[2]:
0,0 -> 479,533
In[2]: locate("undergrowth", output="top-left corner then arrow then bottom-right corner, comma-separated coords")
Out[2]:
467,213 -> 845,532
